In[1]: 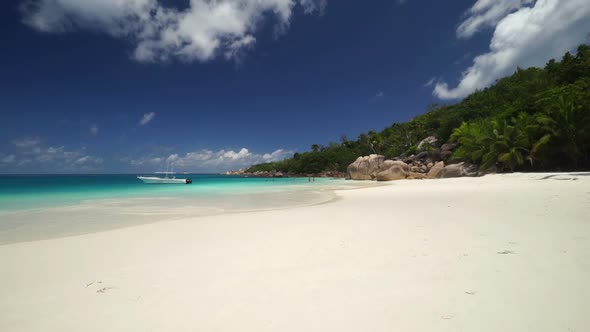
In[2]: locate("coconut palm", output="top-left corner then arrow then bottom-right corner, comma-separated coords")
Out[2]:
452,115 -> 532,172
532,95 -> 590,168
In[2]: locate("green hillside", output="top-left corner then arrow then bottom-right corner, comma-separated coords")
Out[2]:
248,45 -> 590,174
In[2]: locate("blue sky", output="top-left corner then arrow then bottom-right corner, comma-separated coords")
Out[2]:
1,0 -> 589,173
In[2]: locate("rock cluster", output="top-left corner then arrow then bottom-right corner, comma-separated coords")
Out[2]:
224,168 -> 248,175
417,136 -> 438,151
346,140 -> 479,181
346,155 -> 414,181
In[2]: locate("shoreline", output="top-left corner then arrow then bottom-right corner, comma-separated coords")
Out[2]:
1,172 -> 589,331
0,179 -> 380,245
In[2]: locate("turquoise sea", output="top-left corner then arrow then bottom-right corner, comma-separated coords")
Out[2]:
0,174 -> 344,213
0,174 -> 367,244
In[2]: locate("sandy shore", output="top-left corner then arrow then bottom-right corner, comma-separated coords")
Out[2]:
1,173 -> 589,331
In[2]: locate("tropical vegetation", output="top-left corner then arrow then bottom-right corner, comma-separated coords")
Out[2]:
248,45 -> 590,174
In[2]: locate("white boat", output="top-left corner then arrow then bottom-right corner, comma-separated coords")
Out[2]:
137,172 -> 192,184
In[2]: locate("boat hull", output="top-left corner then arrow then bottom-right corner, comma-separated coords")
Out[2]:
137,176 -> 189,184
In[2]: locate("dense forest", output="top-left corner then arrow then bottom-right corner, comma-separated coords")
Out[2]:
248,45 -> 590,174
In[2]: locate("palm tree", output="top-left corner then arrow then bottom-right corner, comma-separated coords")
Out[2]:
532,96 -> 590,168
493,116 -> 533,172
368,131 -> 384,154
452,116 -> 532,172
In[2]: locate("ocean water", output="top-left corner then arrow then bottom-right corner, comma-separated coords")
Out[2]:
0,174 -> 345,212
0,174 -> 370,244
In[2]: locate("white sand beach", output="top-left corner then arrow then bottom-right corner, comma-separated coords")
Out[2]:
1,173 -> 589,332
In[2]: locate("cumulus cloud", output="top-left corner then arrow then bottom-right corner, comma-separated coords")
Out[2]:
12,137 -> 41,148
127,147 -> 292,171
21,0 -> 327,63
3,138 -> 103,172
32,145 -> 103,167
172,148 -> 291,170
1,155 -> 16,163
139,112 -> 156,126
434,0 -> 590,100
456,0 -> 534,39
122,156 -> 164,166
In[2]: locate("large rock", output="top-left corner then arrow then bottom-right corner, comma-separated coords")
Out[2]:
437,163 -> 466,178
347,156 -> 411,181
407,172 -> 427,180
478,166 -> 497,176
415,149 -> 442,162
417,136 -> 438,151
376,165 -> 408,181
429,149 -> 442,161
464,163 -> 480,177
346,154 -> 386,180
383,160 -> 410,172
441,143 -> 458,152
441,150 -> 453,160
427,161 -> 444,178
403,155 -> 416,164
440,143 -> 457,161
415,151 -> 429,160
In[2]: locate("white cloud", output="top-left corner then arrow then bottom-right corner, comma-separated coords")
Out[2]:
434,0 -> 590,100
33,146 -> 103,167
139,112 -> 156,126
423,77 -> 436,87
1,155 -> 16,163
369,90 -> 384,102
21,0 -> 327,63
456,0 -> 534,39
224,35 -> 256,60
300,0 -> 327,14
74,155 -> 103,165
4,138 -> 103,172
12,137 -> 41,148
89,124 -> 99,135
262,149 -> 289,161
17,159 -> 32,167
123,156 -> 164,166
127,147 -> 292,171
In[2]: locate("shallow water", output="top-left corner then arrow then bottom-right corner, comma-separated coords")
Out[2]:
0,174 -> 373,244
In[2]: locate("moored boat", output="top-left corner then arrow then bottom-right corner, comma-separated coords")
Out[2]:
137,172 -> 192,184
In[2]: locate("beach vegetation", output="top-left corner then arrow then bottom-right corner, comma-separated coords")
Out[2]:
248,44 -> 590,174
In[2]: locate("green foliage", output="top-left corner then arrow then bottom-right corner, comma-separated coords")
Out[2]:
248,44 -> 590,174
452,115 -> 534,171
531,80 -> 590,168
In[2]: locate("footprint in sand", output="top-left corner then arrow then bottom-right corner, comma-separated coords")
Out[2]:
85,280 -> 101,288
85,280 -> 115,293
96,287 -> 115,293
